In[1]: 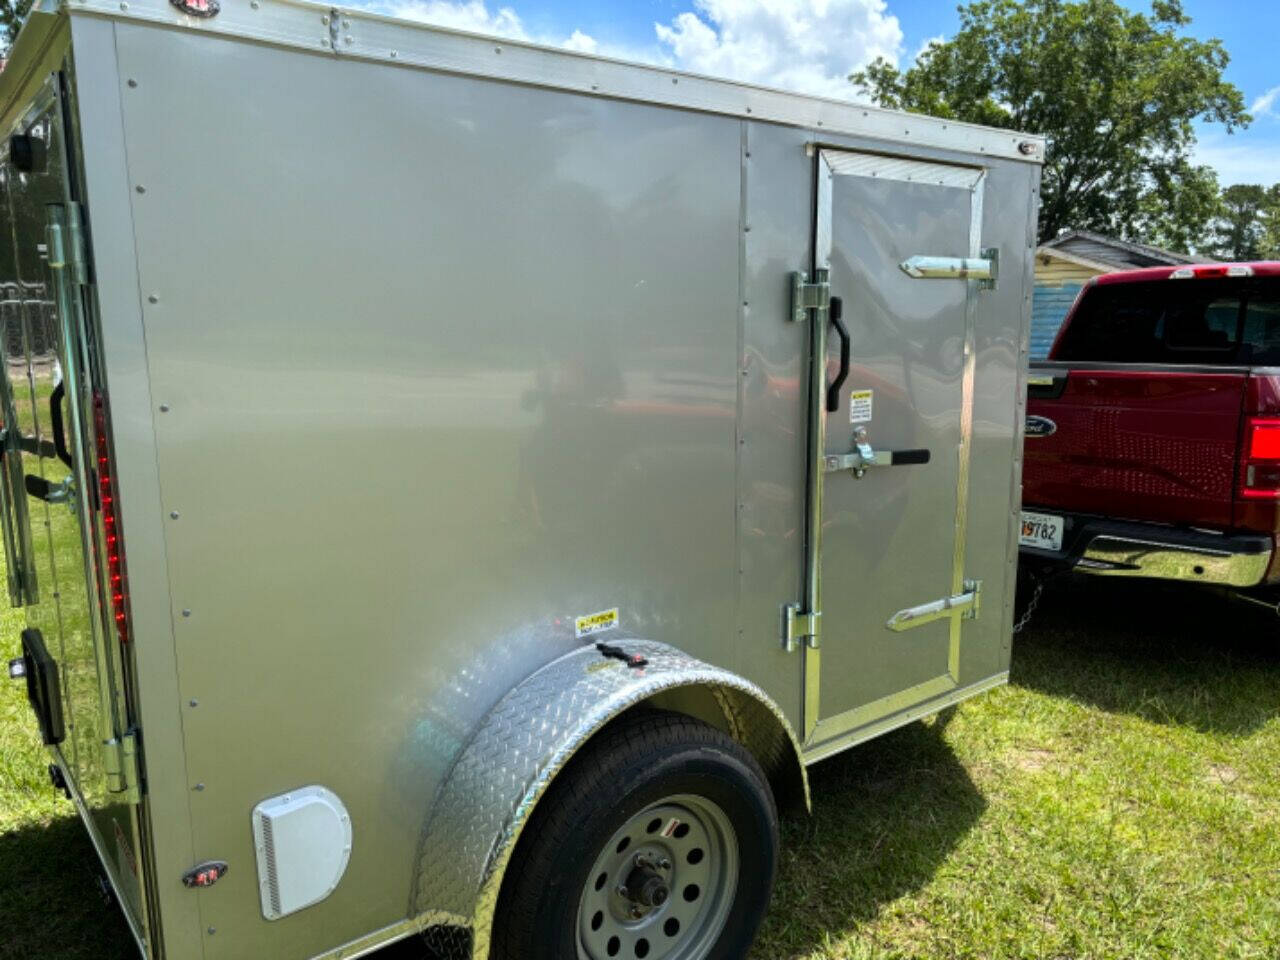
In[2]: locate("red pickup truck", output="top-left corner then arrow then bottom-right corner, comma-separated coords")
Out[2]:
1020,262 -> 1280,601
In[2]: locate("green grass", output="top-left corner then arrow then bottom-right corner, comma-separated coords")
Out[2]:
2,571 -> 1278,959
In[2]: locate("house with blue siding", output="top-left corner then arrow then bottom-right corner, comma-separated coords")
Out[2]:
1032,230 -> 1203,357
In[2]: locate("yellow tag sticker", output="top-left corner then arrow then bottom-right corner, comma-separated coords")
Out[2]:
849,389 -> 874,424
575,608 -> 619,639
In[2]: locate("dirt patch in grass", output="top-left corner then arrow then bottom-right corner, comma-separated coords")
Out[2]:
1012,747 -> 1055,773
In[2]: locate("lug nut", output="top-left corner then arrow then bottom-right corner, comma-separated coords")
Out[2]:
660,858 -> 672,870
616,885 -> 628,898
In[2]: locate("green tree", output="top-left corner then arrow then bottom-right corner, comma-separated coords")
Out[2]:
1133,160 -> 1221,255
2,0 -> 33,53
1206,183 -> 1268,260
1261,185 -> 1280,260
851,0 -> 1249,245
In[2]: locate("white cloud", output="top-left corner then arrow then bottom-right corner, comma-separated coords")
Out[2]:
1193,129 -> 1280,186
1251,85 -> 1280,119
653,0 -> 904,101
562,29 -> 599,54
381,0 -> 529,39
357,0 -> 905,102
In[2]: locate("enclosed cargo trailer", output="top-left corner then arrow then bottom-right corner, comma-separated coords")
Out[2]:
0,2 -> 1043,957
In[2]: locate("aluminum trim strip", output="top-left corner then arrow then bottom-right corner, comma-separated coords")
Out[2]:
802,671 -> 1008,765
822,151 -> 986,188
947,171 -> 985,680
38,0 -> 1046,164
807,673 -> 957,746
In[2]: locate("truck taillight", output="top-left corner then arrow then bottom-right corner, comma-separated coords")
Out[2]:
1241,417 -> 1280,499
93,393 -> 130,645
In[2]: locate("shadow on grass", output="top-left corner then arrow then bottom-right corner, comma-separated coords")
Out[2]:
0,813 -> 135,960
750,712 -> 984,958
1012,575 -> 1280,734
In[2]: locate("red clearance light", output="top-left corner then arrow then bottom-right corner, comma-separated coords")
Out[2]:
93,394 -> 131,645
1169,265 -> 1254,279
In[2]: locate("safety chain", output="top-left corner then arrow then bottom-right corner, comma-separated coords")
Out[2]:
1011,576 -> 1046,636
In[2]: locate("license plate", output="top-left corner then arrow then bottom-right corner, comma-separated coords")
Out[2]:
1019,511 -> 1064,551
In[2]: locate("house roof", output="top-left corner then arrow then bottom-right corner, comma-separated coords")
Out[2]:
1040,229 -> 1205,269
1035,245 -> 1116,273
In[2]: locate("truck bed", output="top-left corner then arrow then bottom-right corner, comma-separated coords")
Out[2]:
1020,264 -> 1280,589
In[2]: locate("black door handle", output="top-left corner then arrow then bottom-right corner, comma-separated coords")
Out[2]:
888,449 -> 931,466
49,381 -> 73,470
827,295 -> 849,413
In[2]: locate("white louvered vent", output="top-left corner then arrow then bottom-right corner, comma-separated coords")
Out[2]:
251,785 -> 352,920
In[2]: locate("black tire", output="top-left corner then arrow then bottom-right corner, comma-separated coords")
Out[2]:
492,709 -> 779,960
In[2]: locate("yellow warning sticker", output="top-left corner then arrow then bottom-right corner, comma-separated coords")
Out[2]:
575,607 -> 619,639
849,389 -> 874,424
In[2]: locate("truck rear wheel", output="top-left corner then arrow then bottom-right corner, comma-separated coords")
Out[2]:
492,710 -> 779,960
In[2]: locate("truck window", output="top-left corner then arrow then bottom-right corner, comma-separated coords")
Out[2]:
1239,281 -> 1280,366
1054,278 -> 1249,364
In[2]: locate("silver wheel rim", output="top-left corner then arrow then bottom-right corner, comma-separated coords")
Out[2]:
576,794 -> 738,960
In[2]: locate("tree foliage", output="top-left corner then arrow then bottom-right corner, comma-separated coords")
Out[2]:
1,0 -> 32,53
851,0 -> 1249,247
1204,183 -> 1280,261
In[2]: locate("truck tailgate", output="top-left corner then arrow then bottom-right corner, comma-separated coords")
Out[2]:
1025,365 -> 1246,529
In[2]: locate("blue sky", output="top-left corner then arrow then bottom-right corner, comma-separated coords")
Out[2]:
358,0 -> 1279,186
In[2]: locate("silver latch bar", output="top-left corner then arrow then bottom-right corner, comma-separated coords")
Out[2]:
782,603 -> 821,651
790,269 -> 830,323
899,253 -> 997,287
886,580 -> 981,632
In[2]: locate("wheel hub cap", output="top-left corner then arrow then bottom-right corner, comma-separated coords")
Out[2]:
576,795 -> 738,960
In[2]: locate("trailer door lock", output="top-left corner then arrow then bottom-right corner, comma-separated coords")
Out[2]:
183,861 -> 228,888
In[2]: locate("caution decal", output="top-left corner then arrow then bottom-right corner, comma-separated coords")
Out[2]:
575,607 -> 619,639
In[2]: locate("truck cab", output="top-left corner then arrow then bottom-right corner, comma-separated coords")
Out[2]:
1021,262 -> 1280,597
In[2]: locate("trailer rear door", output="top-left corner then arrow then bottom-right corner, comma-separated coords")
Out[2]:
801,149 -> 992,749
0,73 -> 150,946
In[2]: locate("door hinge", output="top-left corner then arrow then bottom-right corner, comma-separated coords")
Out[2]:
782,603 -> 821,651
45,202 -> 88,285
790,269 -> 830,323
886,580 -> 981,632
103,730 -> 141,804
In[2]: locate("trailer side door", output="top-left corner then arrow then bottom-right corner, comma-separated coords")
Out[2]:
800,149 -> 996,751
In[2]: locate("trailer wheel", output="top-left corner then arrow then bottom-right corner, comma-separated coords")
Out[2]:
492,710 -> 779,960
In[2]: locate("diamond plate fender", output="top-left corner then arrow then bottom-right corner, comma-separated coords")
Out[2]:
409,639 -> 807,960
